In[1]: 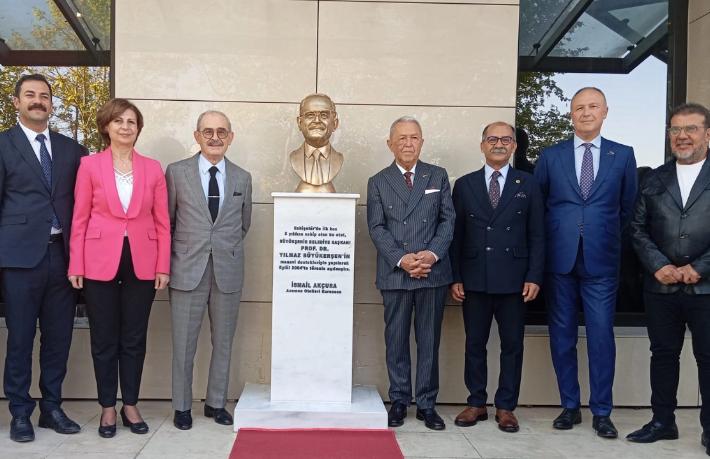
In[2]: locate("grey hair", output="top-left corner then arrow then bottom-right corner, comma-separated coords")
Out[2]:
571,86 -> 607,106
196,110 -> 232,131
481,121 -> 516,140
389,116 -> 422,138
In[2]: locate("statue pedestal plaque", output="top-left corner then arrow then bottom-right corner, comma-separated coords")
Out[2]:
234,192 -> 387,430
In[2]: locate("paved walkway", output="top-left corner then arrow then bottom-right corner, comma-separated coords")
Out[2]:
0,401 -> 706,458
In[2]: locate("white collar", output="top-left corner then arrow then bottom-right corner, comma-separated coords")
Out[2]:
484,163 -> 509,180
198,153 -> 226,175
18,121 -> 50,144
574,134 -> 601,150
396,161 -> 417,176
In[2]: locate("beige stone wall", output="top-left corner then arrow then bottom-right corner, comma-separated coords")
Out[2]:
688,0 -> 710,106
24,0 -> 700,407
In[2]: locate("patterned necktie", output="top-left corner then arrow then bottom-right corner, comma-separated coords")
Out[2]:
36,134 -> 61,229
489,170 -> 501,208
579,143 -> 595,200
404,171 -> 413,190
208,166 -> 219,222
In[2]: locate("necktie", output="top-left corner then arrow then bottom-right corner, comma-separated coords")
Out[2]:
208,166 -> 219,223
489,170 -> 501,208
36,134 -> 61,229
579,143 -> 595,200
404,171 -> 413,190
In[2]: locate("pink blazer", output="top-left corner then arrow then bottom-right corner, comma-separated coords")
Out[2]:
69,148 -> 170,281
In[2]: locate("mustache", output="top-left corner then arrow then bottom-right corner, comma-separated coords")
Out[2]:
491,148 -> 507,154
308,123 -> 326,130
28,103 -> 47,111
207,139 -> 224,146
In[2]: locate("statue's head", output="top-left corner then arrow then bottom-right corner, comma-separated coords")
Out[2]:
297,93 -> 339,148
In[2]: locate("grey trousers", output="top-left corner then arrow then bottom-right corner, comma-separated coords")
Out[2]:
170,257 -> 241,411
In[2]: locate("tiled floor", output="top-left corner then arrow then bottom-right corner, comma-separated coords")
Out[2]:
0,401 -> 706,458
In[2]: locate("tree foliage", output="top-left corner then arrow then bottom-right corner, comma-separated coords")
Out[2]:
515,72 -> 574,160
0,0 -> 110,151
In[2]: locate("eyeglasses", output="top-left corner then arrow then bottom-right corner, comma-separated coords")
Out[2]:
301,110 -> 333,122
485,136 -> 514,146
668,125 -> 702,136
199,128 -> 230,139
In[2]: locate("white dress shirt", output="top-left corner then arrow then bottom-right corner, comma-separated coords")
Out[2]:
396,161 -> 417,184
484,163 -> 509,194
18,121 -> 53,162
677,159 -> 705,207
198,154 -> 226,209
573,134 -> 601,182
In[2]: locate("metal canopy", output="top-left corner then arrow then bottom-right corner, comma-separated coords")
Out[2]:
0,0 -> 110,66
519,0 -> 669,73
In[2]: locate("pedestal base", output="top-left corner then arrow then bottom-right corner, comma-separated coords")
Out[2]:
233,383 -> 387,431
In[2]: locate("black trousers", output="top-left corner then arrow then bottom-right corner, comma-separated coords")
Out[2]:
462,292 -> 525,410
2,240 -> 76,417
645,290 -> 710,430
83,238 -> 156,407
382,286 -> 447,409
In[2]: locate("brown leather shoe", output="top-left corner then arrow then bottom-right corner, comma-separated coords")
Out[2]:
495,409 -> 519,433
454,406 -> 488,427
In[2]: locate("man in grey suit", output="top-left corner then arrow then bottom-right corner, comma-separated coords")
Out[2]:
367,116 -> 455,430
166,110 -> 252,430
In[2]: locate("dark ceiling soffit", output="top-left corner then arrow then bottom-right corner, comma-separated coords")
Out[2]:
622,22 -> 668,72
0,50 -> 110,66
531,0 -> 595,68
52,0 -> 101,59
519,56 -> 625,73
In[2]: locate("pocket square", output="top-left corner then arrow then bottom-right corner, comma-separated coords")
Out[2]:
514,191 -> 527,198
233,192 -> 242,196
425,189 -> 440,194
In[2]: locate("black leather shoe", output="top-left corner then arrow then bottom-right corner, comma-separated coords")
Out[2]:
98,423 -> 116,438
387,402 -> 408,427
120,407 -> 149,434
174,410 -> 193,430
38,409 -> 80,434
592,415 -> 618,439
626,420 -> 678,443
204,405 -> 233,426
553,408 -> 581,430
416,408 -> 446,431
10,416 -> 34,442
702,431 -> 710,456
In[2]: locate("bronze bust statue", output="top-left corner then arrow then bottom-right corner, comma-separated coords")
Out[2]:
289,93 -> 344,193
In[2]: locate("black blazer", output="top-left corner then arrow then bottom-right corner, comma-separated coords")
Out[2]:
0,124 -> 86,268
631,154 -> 710,294
449,166 -> 545,294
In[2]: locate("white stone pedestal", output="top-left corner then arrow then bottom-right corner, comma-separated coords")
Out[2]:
234,192 -> 386,430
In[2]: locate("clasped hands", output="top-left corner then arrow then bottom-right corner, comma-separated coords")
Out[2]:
400,251 -> 437,278
654,264 -> 701,285
68,273 -> 170,290
449,282 -> 540,303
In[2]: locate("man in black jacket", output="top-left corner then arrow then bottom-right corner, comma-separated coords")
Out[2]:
628,103 -> 710,455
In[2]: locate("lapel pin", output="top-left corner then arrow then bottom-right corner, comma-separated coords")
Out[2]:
608,150 -> 615,156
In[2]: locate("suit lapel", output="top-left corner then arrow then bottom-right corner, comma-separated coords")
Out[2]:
9,125 -> 50,192
658,162 -> 683,210
99,148 -> 128,218
682,156 -> 710,211
382,162 -> 411,205
560,139 -> 583,199
587,137 -> 617,198
404,162 -> 430,218
470,168 -> 493,219
490,167 -> 521,223
185,153 -> 213,225
125,149 -> 145,219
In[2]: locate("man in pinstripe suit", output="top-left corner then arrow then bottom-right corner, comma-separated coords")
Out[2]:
367,116 -> 455,430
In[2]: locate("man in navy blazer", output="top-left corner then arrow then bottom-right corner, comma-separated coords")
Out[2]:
534,87 -> 637,438
367,116 -> 455,430
0,74 -> 86,442
449,121 -> 544,433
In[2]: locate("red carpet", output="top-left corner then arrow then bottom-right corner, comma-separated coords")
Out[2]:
229,428 -> 404,459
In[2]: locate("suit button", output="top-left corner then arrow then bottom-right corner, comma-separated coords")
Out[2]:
423,219 -> 427,223
681,213 -> 688,218
388,205 -> 393,209
684,255 -> 690,259
680,234 -> 688,239
485,246 -> 492,251
486,226 -> 492,231
403,242 -> 408,246
516,210 -> 522,215
403,221 -> 407,225
469,213 -> 475,218
505,248 -> 510,252
506,226 -> 511,231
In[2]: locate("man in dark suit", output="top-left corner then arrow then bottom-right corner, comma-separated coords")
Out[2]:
367,116 -> 455,430
534,87 -> 637,438
627,103 -> 710,455
449,121 -> 544,433
0,74 -> 86,442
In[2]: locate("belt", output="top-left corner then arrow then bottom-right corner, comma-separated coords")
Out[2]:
48,233 -> 63,244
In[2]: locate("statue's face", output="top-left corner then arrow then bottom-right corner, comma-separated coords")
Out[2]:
297,96 -> 338,147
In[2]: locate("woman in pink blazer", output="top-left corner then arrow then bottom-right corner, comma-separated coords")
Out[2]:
68,99 -> 170,438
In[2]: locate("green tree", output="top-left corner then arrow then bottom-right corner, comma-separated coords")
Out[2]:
515,72 -> 574,160
0,66 -> 30,131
